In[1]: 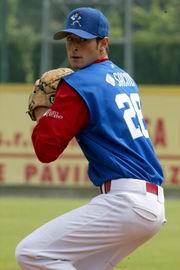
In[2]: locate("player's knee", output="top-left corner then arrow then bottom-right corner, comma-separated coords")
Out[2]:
15,241 -> 27,266
15,239 -> 34,268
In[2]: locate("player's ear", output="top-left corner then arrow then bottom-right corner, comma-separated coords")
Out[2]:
100,37 -> 109,54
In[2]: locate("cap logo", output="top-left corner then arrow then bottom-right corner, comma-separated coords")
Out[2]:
70,12 -> 82,27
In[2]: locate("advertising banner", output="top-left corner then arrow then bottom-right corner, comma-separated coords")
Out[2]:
0,84 -> 180,186
140,86 -> 180,185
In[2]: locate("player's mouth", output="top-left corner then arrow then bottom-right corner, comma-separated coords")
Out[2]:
69,56 -> 84,68
71,56 -> 82,59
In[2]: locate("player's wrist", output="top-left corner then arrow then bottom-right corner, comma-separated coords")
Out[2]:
34,107 -> 49,121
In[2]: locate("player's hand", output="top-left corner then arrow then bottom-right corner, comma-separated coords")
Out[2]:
27,68 -> 73,121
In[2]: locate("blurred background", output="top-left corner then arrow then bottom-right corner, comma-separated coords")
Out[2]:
0,0 -> 180,191
0,0 -> 180,84
0,1 -> 180,270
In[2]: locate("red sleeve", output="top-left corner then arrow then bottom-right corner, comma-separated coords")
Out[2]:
32,81 -> 90,163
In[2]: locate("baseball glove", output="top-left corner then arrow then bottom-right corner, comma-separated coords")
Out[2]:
27,67 -> 73,121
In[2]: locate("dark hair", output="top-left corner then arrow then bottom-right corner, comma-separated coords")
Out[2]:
96,37 -> 104,43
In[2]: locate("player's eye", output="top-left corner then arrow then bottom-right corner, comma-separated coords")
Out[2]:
66,37 -> 72,42
80,38 -> 87,42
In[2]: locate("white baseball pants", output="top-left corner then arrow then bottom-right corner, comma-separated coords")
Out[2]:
16,179 -> 166,270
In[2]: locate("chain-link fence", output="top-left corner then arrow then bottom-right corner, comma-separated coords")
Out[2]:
0,0 -> 179,84
0,0 -> 133,82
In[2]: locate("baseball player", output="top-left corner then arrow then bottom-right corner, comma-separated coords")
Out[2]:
16,7 -> 166,270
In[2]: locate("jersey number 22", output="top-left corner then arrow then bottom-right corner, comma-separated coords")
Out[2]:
115,93 -> 149,139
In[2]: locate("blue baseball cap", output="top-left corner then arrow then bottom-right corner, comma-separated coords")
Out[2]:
53,7 -> 109,40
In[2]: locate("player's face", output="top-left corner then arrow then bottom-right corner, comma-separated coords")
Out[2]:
66,34 -> 107,69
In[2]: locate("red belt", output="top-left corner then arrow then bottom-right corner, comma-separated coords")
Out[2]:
100,180 -> 159,195
146,182 -> 159,195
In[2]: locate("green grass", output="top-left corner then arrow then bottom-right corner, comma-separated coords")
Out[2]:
0,197 -> 179,270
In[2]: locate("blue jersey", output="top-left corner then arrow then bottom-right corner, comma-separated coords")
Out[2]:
64,60 -> 164,186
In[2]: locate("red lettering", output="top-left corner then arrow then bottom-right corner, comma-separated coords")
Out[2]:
41,165 -> 53,183
170,166 -> 180,184
154,118 -> 166,146
74,165 -> 80,183
25,165 -> 37,182
84,166 -> 89,183
0,164 -> 5,182
14,132 -> 22,145
57,166 -> 70,183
